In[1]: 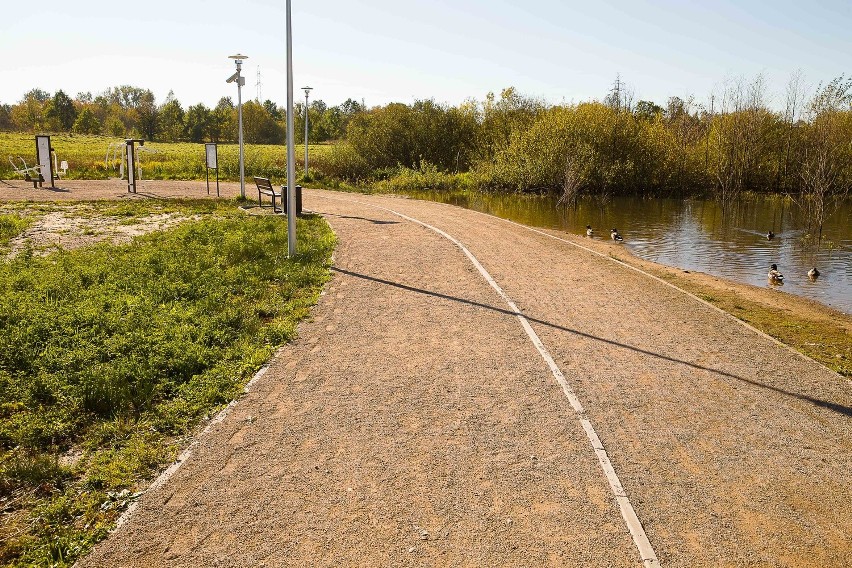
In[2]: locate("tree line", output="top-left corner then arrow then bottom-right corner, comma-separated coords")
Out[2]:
0,85 -> 364,145
312,75 -> 851,230
3,76 -> 851,222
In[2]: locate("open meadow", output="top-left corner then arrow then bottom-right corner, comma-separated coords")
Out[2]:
1,134 -> 331,183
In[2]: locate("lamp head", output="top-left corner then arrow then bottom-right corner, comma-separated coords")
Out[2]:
302,86 -> 313,96
228,54 -> 248,68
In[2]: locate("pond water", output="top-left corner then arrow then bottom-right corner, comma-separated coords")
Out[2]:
406,191 -> 852,315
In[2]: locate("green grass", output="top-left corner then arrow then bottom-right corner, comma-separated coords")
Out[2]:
0,133 -> 331,182
0,200 -> 335,566
0,213 -> 33,249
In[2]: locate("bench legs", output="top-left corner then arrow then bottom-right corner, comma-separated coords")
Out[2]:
258,189 -> 282,213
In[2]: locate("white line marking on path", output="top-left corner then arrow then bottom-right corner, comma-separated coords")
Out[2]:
315,193 -> 661,567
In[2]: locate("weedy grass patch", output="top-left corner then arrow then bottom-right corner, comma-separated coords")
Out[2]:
0,200 -> 335,566
0,214 -> 33,250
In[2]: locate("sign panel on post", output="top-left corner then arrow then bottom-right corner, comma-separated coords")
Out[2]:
205,143 -> 219,197
205,143 -> 217,168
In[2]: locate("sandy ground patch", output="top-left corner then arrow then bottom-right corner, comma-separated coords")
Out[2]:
2,205 -> 195,258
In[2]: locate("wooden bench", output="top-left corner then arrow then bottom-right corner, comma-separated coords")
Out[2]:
253,176 -> 281,212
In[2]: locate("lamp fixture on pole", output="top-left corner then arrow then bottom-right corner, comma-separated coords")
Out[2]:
302,86 -> 312,178
227,54 -> 248,199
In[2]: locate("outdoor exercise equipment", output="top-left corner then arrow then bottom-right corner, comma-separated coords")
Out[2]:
7,135 -> 66,188
105,142 -> 126,178
105,139 -> 153,192
7,156 -> 43,188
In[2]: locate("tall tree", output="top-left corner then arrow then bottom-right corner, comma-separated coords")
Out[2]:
209,97 -> 236,143
157,91 -> 185,142
184,103 -> 211,142
48,90 -> 77,130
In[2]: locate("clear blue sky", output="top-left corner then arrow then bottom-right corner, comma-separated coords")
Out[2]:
2,0 -> 850,110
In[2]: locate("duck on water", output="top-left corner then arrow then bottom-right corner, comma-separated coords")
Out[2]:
768,263 -> 784,283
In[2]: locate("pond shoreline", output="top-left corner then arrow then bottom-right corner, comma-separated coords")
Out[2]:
384,189 -> 851,315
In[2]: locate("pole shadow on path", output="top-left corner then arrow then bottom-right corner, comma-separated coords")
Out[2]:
323,212 -> 401,225
330,267 -> 852,418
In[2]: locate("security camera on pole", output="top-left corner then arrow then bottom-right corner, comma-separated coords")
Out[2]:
227,54 -> 248,199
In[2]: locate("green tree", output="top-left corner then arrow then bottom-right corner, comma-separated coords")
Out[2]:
157,91 -> 185,141
136,90 -> 158,140
0,103 -> 12,131
72,107 -> 102,134
104,115 -> 126,137
316,106 -> 344,141
185,103 -> 211,142
634,100 -> 664,121
47,90 -> 77,130
209,97 -> 236,143
10,89 -> 50,132
262,100 -> 283,121
477,87 -> 544,160
241,101 -> 281,144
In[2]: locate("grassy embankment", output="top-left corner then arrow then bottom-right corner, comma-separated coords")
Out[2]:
0,133 -> 331,183
0,200 -> 335,566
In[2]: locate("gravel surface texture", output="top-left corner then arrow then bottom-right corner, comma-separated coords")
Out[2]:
16,182 -> 846,567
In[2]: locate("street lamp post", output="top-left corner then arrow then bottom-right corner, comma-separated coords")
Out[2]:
227,54 -> 248,199
285,1 -> 297,257
302,86 -> 312,178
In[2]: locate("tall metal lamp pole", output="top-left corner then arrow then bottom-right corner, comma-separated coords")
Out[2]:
285,1 -> 297,257
228,54 -> 248,199
302,86 -> 312,177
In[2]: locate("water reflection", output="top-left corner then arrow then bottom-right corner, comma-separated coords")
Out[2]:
407,191 -> 852,315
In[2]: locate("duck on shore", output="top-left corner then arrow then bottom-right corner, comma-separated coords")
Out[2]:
768,263 -> 784,283
611,228 -> 623,242
767,231 -> 775,240
808,267 -> 820,280
586,225 -> 594,237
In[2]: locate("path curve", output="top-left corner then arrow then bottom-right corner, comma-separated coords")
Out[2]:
80,189 -> 852,567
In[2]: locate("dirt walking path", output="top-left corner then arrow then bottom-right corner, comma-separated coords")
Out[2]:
0,178 -> 244,201
76,188 -> 850,567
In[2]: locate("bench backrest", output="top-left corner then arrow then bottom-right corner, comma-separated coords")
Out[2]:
254,176 -> 273,191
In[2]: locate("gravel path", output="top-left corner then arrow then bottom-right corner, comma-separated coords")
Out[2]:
69,186 -> 850,567
0,178 -> 242,200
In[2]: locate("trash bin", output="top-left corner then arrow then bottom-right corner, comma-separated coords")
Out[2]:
281,184 -> 303,216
